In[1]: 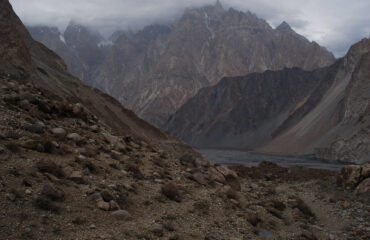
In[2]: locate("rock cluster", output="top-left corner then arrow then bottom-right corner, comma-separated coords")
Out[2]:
337,162 -> 370,194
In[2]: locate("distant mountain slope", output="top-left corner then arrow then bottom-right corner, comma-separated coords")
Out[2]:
27,22 -> 112,84
92,2 -> 335,127
25,2 -> 335,128
167,38 -> 370,163
27,26 -> 88,81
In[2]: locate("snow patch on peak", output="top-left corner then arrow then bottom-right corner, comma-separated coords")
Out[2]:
98,40 -> 113,48
59,34 -> 66,44
204,11 -> 215,39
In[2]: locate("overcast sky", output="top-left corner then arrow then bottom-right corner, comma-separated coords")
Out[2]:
10,0 -> 370,57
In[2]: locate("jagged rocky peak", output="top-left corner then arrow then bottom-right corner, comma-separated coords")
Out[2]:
214,0 -> 224,10
64,20 -> 114,48
64,20 -> 104,43
28,25 -> 60,35
27,26 -> 65,46
136,24 -> 172,40
276,21 -> 294,32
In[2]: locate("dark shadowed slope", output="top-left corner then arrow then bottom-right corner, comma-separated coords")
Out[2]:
167,38 -> 370,163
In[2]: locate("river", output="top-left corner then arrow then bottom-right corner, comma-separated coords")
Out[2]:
196,149 -> 349,171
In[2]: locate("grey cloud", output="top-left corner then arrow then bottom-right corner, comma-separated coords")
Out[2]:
9,0 -> 370,57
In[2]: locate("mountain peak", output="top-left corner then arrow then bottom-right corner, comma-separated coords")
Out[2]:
214,0 -> 224,11
276,21 -> 293,32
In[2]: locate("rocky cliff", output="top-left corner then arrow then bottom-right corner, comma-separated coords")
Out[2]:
27,22 -> 112,84
167,38 -> 370,164
91,2 -> 335,127
27,26 -> 88,81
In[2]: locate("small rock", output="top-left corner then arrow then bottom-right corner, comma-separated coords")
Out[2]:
73,103 -> 84,116
112,210 -> 132,220
192,172 -> 208,185
19,92 -> 35,102
25,124 -> 44,134
37,159 -> 65,178
354,178 -> 370,194
109,200 -> 119,211
25,189 -> 32,195
41,185 -> 65,201
89,224 -> 96,229
101,190 -> 114,202
179,154 -> 195,166
110,150 -> 122,160
23,178 -> 32,187
151,223 -> 164,237
341,201 -> 350,209
6,193 -> 16,201
337,165 -> 362,189
90,125 -> 99,133
67,133 -> 80,142
155,179 -> 164,184
68,171 -> 85,184
90,192 -> 103,202
208,167 -> 226,184
97,201 -> 110,211
216,166 -> 238,179
51,128 -> 66,138
0,145 -> 5,154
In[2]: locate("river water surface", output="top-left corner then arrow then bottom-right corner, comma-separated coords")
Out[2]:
196,149 -> 349,171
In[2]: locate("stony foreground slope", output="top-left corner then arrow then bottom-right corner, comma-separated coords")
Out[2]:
0,82 -> 368,239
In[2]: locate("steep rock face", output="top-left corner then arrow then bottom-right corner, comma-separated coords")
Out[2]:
166,67 -> 331,149
27,26 -> 88,80
92,3 -> 335,127
262,38 -> 370,163
314,48 -> 370,163
27,22 -> 112,84
0,0 -> 191,154
167,38 -> 369,163
64,21 -> 111,83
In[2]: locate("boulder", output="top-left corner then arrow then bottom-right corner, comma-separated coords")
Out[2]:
109,200 -> 119,211
111,210 -> 132,220
51,128 -> 66,138
67,133 -> 80,142
216,166 -> 238,179
41,185 -> 65,201
151,223 -> 164,237
110,150 -> 122,160
179,154 -> 196,166
0,144 -> 5,154
192,172 -> 208,185
68,171 -> 85,184
216,166 -> 240,190
101,190 -> 114,202
97,201 -> 110,211
361,162 -> 370,179
337,165 -> 362,189
37,159 -> 65,178
354,178 -> 370,195
208,167 -> 226,184
25,124 -> 44,134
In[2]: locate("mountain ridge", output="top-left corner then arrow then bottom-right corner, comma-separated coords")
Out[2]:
25,3 -> 335,127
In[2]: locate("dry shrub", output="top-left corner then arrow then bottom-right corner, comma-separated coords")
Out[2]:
161,183 -> 181,202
